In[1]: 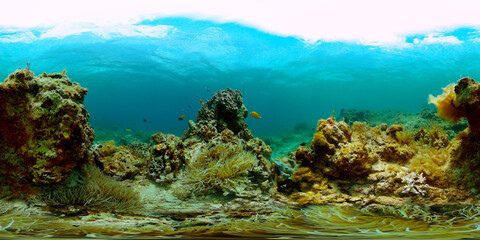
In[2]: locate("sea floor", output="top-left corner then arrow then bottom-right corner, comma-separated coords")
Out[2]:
2,181 -> 480,239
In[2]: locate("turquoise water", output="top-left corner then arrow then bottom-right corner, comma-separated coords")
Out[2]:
1,17 -> 480,137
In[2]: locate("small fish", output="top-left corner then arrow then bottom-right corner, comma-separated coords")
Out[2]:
125,129 -> 132,132
300,142 -> 306,146
143,118 -> 147,122
206,87 -> 210,91
199,99 -> 203,104
196,95 -> 199,97
188,104 -> 191,108
250,111 -> 262,119
178,114 -> 185,120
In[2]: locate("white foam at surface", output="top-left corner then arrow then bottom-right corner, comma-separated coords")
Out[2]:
1,0 -> 480,43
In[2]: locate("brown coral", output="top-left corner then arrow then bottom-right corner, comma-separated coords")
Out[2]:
195,88 -> 249,136
0,68 -> 94,198
97,141 -> 149,180
149,133 -> 187,184
311,116 -> 351,160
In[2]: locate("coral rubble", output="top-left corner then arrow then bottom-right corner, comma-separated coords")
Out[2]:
0,68 -> 94,198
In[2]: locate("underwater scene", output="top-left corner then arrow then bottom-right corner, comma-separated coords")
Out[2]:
4,1 -> 480,239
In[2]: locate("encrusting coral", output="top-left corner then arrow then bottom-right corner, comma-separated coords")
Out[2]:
149,133 -> 187,184
0,67 -> 94,198
96,141 -> 150,180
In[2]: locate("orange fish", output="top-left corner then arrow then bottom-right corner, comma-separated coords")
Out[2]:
199,99 -> 203,103
178,114 -> 185,120
250,111 -> 262,119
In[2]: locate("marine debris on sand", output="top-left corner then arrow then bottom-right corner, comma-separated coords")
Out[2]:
3,71 -> 480,238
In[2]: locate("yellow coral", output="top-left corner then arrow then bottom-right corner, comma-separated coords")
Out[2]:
408,147 -> 450,187
429,84 -> 463,123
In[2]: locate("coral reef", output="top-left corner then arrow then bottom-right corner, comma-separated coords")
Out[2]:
194,88 -> 249,137
96,141 -> 150,180
286,115 -> 474,206
338,107 -> 467,139
149,133 -> 187,184
430,77 -> 480,135
150,131 -> 274,199
149,89 -> 274,199
0,68 -> 94,198
5,69 -> 480,238
448,129 -> 480,192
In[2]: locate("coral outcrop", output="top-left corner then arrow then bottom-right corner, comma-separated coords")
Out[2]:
149,133 -> 187,184
149,88 -> 274,199
287,115 -> 474,206
194,88 -> 249,137
150,129 -> 274,199
429,77 -> 480,135
0,68 -> 94,198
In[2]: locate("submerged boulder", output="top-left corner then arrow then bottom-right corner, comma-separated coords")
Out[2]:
194,88 -> 249,137
0,68 -> 94,197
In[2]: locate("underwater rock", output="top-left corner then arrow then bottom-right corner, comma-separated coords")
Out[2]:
96,141 -> 150,180
151,88 -> 275,198
339,108 -> 374,124
430,77 -> 480,135
311,116 -> 352,161
0,68 -> 94,198
448,129 -> 480,192
287,114 -> 478,206
194,88 -> 249,137
149,133 -> 187,184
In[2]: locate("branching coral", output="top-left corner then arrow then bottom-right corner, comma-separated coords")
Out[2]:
400,172 -> 431,196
